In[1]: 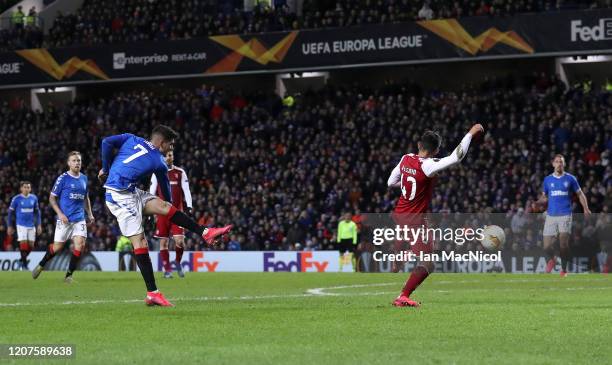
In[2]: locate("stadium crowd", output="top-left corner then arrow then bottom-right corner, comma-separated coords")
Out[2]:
0,73 -> 610,254
1,0 -> 611,51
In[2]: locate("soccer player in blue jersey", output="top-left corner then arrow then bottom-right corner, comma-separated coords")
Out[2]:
32,151 -> 95,282
6,181 -> 42,270
537,154 -> 591,277
98,125 -> 232,307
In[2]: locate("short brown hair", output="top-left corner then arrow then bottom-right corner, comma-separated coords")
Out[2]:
552,154 -> 565,161
20,181 -> 31,187
152,125 -> 179,142
67,151 -> 81,159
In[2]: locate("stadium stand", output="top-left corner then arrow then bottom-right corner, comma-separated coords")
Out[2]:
0,74 -> 610,253
1,0 -> 611,51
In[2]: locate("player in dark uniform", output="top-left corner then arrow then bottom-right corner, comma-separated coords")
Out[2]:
388,124 -> 483,307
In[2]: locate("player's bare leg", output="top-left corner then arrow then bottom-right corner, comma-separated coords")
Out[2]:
173,235 -> 185,278
159,237 -> 173,278
33,241 -> 65,279
558,233 -> 571,277
64,236 -> 85,283
543,235 -> 557,273
393,261 -> 434,308
128,232 -> 173,307
143,198 -> 232,245
19,241 -> 33,270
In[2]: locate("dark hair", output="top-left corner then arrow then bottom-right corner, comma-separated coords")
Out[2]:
152,125 -> 179,142
20,181 -> 31,187
420,130 -> 442,153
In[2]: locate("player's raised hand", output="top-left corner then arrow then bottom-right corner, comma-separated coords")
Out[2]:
87,215 -> 95,224
98,169 -> 107,184
469,124 -> 484,137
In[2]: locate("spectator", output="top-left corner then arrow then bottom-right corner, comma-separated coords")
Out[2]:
0,74 -> 609,252
418,1 -> 434,20
11,5 -> 24,29
227,234 -> 241,250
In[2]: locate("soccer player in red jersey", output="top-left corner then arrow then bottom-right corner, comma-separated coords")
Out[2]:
387,124 -> 484,307
150,151 -> 192,278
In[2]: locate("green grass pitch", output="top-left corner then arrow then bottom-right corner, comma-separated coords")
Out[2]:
0,272 -> 610,364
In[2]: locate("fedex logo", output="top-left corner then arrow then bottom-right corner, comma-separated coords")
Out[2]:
571,19 -> 612,42
157,252 -> 219,272
263,252 -> 329,272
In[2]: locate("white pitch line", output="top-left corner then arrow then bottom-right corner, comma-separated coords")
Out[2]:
0,278 -> 610,307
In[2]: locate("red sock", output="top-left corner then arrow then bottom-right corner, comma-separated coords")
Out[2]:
401,265 -> 429,297
175,246 -> 184,264
160,249 -> 171,272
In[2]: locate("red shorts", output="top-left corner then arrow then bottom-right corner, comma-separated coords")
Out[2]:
154,214 -> 184,238
390,213 -> 434,255
394,235 -> 434,255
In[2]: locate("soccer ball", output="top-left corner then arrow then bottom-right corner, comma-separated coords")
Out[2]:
480,225 -> 505,251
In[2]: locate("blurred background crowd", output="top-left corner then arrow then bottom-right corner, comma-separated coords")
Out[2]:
0,73 -> 610,256
1,0 -> 612,52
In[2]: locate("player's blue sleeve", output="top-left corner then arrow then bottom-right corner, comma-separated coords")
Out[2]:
155,167 -> 172,203
7,197 -> 16,226
51,175 -> 64,196
34,196 -> 41,225
101,134 -> 131,173
543,178 -> 549,196
571,175 -> 581,193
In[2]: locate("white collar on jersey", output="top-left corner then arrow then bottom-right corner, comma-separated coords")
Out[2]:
551,172 -> 566,179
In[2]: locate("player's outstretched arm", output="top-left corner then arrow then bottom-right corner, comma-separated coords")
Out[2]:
422,124 -> 484,177
387,161 -> 401,188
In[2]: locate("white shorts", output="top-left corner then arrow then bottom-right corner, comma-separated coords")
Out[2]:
543,214 -> 572,236
105,188 -> 157,237
54,220 -> 87,243
16,225 -> 35,242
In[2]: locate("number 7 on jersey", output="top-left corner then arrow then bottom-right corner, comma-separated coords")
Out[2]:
123,144 -> 148,164
400,174 -> 417,201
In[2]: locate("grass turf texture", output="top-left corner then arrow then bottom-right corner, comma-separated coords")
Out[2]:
0,272 -> 610,365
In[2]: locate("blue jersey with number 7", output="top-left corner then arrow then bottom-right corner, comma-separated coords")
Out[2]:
101,133 -> 172,202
